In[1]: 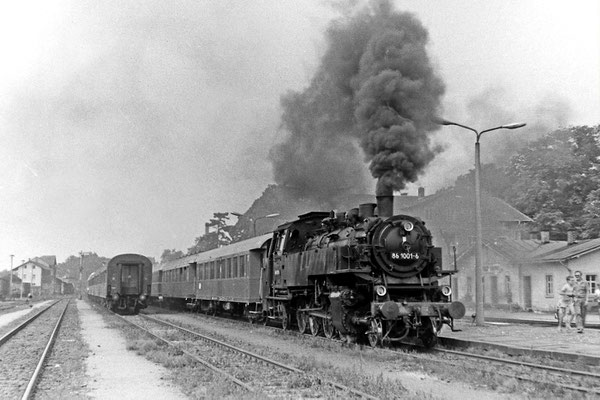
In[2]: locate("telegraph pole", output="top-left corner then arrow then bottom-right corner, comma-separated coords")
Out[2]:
79,252 -> 84,300
9,255 -> 14,299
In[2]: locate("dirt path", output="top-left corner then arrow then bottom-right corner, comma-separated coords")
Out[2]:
78,300 -> 188,399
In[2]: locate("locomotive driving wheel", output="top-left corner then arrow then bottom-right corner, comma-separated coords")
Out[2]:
279,304 -> 291,330
309,315 -> 322,336
367,318 -> 383,348
323,317 -> 336,339
297,309 -> 308,334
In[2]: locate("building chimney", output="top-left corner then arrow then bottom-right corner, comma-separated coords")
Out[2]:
376,179 -> 394,218
540,231 -> 550,244
418,187 -> 425,197
205,222 -> 210,236
567,230 -> 577,245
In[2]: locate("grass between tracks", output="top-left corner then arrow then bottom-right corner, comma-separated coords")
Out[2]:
102,312 -> 597,400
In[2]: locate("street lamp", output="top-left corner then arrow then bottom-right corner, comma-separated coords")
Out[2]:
253,213 -> 280,236
231,212 -> 280,236
436,118 -> 526,326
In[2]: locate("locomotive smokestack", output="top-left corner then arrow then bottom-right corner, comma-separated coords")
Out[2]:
376,179 -> 394,218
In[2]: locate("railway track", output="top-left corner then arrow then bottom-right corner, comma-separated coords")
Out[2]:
118,313 -> 380,399
0,299 -> 69,400
429,347 -> 600,396
154,307 -> 600,397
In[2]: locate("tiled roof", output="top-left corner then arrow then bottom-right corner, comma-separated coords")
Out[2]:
489,238 -> 566,261
534,237 -> 600,262
463,236 -> 600,264
398,187 -> 532,223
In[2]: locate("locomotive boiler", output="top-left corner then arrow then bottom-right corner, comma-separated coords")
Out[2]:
262,192 -> 465,347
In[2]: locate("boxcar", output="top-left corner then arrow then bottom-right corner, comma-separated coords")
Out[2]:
88,253 -> 153,314
152,234 -> 271,318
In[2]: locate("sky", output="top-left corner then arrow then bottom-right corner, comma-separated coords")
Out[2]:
1,0 -> 599,267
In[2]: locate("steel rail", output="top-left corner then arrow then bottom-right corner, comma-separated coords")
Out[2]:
115,314 -> 254,391
436,348 -> 600,379
22,299 -> 70,400
0,300 -> 61,347
433,348 -> 600,395
140,314 -> 380,400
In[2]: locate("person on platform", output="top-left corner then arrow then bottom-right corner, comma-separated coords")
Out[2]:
572,270 -> 588,333
557,275 -> 575,331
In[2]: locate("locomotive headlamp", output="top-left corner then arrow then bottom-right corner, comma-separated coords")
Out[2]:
402,221 -> 414,232
112,293 -> 120,302
441,286 -> 452,297
375,285 -> 387,297
139,294 -> 146,301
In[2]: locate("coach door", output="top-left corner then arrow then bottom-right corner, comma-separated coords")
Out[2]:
121,263 -> 140,295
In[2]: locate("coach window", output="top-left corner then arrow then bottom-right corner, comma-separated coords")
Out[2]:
226,258 -> 232,278
233,257 -> 238,278
239,255 -> 245,277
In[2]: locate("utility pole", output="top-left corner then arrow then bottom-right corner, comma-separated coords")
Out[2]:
79,252 -> 84,300
20,260 -> 24,299
9,255 -> 14,300
79,251 -> 93,300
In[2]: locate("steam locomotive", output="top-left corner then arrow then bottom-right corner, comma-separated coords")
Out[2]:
87,253 -> 152,314
153,194 -> 464,347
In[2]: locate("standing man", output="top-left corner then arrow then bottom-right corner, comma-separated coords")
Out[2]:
558,275 -> 575,331
572,270 -> 588,333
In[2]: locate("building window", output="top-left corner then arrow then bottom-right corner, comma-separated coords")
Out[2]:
586,275 -> 597,294
545,275 -> 554,297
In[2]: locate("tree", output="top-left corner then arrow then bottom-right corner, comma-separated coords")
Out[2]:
501,125 -> 600,236
187,212 -> 234,254
56,253 -> 109,283
160,249 -> 185,263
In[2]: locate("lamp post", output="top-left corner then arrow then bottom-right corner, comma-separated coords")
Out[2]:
436,118 -> 526,326
231,212 -> 280,237
253,213 -> 280,236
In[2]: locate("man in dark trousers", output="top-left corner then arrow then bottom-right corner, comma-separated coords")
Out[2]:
572,270 -> 588,333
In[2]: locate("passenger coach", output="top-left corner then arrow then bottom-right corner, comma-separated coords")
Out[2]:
152,234 -> 271,318
87,253 -> 152,314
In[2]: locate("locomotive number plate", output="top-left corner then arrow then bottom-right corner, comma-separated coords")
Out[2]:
391,252 -> 420,260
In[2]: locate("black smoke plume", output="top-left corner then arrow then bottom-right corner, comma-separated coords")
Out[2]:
269,0 -> 444,200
